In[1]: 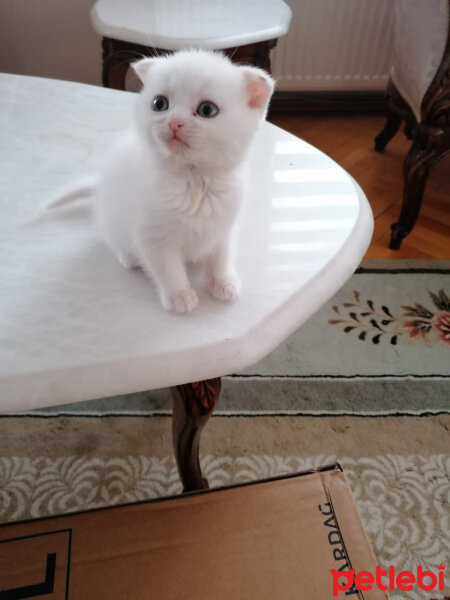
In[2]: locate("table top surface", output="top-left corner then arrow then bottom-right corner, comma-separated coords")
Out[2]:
0,73 -> 373,411
91,0 -> 292,49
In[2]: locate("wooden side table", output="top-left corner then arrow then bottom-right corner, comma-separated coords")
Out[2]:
90,0 -> 292,88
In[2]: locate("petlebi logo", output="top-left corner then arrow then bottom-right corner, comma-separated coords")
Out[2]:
331,563 -> 446,596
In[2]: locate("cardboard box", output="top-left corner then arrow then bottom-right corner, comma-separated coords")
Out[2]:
0,464 -> 387,599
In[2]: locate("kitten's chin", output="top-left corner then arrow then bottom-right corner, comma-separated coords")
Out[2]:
153,136 -> 242,172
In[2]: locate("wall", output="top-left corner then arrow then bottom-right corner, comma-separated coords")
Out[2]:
0,0 -> 101,85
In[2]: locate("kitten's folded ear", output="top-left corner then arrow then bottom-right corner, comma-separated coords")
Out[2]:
240,67 -> 275,110
132,57 -> 156,83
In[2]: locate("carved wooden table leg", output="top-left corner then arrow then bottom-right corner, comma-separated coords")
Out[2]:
171,378 -> 221,492
102,37 -> 130,89
101,38 -> 168,90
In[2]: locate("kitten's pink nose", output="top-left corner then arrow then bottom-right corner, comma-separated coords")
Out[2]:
169,119 -> 185,133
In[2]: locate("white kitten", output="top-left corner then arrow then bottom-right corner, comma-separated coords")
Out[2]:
94,50 -> 274,314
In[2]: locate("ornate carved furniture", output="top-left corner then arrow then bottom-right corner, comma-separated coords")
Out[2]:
90,0 -> 292,87
375,0 -> 450,250
0,74 -> 373,491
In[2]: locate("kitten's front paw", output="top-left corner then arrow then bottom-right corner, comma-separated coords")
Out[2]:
207,274 -> 241,302
163,288 -> 199,314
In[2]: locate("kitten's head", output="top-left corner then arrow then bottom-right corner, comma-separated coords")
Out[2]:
132,50 -> 275,171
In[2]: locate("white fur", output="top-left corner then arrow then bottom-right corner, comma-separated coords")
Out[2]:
94,50 -> 274,313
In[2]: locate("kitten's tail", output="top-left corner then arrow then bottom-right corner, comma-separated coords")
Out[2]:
45,180 -> 96,211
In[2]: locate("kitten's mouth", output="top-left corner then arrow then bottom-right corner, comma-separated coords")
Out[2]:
169,134 -> 189,148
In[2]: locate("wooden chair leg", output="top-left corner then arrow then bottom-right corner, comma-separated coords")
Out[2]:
389,130 -> 437,249
374,112 -> 402,152
171,378 -> 221,492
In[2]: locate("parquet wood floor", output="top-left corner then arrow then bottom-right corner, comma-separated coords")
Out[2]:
269,112 -> 450,259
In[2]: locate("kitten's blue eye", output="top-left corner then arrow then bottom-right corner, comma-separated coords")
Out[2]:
196,101 -> 219,118
152,96 -> 169,112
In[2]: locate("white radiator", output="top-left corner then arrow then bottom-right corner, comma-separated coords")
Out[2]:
272,0 -> 393,91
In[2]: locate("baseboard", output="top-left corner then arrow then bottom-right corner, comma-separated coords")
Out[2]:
269,90 -> 388,114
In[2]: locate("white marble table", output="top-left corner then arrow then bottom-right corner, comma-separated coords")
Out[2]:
90,0 -> 292,88
0,74 -> 373,489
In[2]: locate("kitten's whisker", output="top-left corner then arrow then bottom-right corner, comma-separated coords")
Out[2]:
144,46 -> 172,60
127,51 -> 147,60
141,33 -> 168,56
115,58 -> 135,70
229,46 -> 240,61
